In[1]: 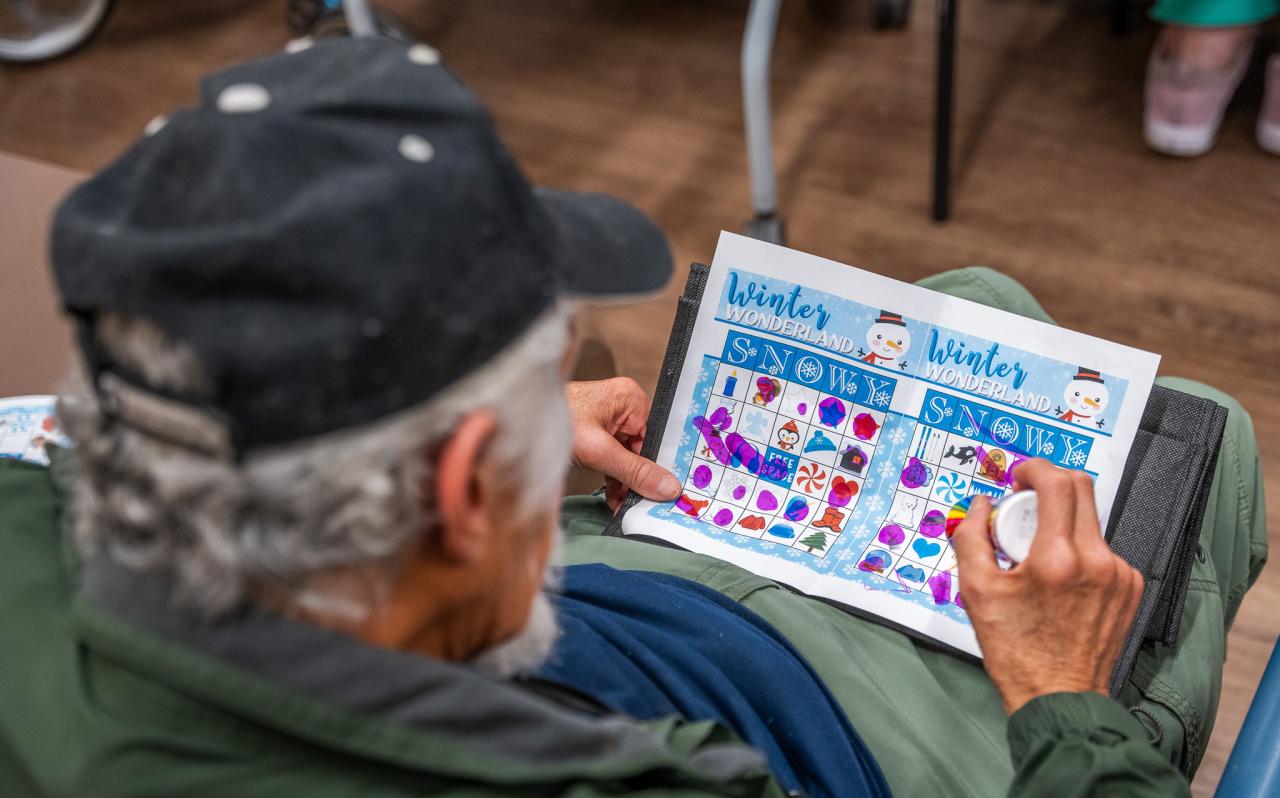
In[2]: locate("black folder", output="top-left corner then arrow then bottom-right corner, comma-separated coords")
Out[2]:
607,262 -> 1225,694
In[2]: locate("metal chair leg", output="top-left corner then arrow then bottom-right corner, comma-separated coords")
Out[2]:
742,0 -> 786,244
932,0 -> 956,222
343,0 -> 378,37
1110,0 -> 1132,37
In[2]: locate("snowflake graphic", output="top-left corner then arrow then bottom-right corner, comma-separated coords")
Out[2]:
687,399 -> 701,417
851,524 -> 872,538
797,358 -> 821,381
1069,450 -> 1088,467
836,548 -> 855,561
1040,440 -> 1055,455
959,426 -> 976,437
740,411 -> 769,437
991,418 -> 1017,442
746,348 -> 758,359
842,564 -> 859,576
864,495 -> 885,513
889,427 -> 908,446
765,365 -> 782,376
678,431 -> 692,449
943,406 -> 954,417
878,460 -> 897,480
872,389 -> 892,408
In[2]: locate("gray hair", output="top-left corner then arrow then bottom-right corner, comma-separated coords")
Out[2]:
60,308 -> 572,623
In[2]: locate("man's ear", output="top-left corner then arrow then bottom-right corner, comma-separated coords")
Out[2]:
433,410 -> 499,564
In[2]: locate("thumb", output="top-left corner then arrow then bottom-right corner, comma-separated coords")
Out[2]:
593,435 -> 681,502
951,496 -> 998,581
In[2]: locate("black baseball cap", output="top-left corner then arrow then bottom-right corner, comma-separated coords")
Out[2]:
51,37 -> 672,456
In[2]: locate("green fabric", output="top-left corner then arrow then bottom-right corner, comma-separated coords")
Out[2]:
0,267 -> 1264,798
561,267 -> 1267,797
1149,0 -> 1278,28
0,452 -> 785,798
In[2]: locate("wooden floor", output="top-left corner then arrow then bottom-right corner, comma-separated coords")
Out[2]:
1,0 -> 1276,793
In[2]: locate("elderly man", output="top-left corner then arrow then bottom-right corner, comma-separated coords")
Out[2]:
0,39 -> 1265,798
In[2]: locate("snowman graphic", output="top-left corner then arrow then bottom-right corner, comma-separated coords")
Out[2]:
1057,367 -> 1110,428
858,310 -> 911,370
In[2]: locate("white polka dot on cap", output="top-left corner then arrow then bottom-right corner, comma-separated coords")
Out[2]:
284,36 -> 314,54
407,44 -> 440,65
398,134 -> 434,163
143,114 -> 168,137
217,83 -> 272,114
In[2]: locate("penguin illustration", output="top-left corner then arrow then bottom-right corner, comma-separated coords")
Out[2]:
1057,367 -> 1110,426
776,419 -> 800,451
858,310 -> 911,368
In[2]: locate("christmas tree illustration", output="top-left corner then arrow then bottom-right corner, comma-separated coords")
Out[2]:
798,529 -> 830,553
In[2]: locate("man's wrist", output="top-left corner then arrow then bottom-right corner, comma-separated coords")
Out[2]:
1000,681 -> 1109,716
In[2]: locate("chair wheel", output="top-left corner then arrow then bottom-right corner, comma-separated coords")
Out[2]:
309,8 -> 417,43
872,0 -> 911,29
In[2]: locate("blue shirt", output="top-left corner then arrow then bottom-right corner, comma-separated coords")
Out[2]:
536,563 -> 890,798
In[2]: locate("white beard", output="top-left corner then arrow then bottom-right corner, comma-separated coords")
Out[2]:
469,588 -> 561,679
470,532 -> 565,679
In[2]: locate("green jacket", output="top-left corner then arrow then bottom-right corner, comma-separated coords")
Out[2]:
0,453 -> 1189,797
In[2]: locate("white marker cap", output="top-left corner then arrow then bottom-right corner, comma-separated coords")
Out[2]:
992,490 -> 1038,563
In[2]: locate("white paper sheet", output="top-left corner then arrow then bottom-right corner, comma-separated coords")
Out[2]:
623,233 -> 1159,656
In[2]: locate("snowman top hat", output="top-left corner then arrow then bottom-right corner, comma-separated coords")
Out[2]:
1073,367 -> 1104,384
874,310 -> 906,327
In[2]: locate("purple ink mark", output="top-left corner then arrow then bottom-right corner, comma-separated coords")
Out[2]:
918,509 -> 947,539
692,464 -> 713,490
899,457 -> 931,489
896,564 -> 927,583
732,485 -> 747,500
852,413 -> 880,440
713,508 -> 734,526
878,524 -> 905,546
817,397 -> 847,428
928,572 -> 953,605
756,490 -> 779,512
797,402 -> 808,416
955,592 -> 966,610
827,475 -> 857,508
858,549 -> 892,574
783,497 -> 810,523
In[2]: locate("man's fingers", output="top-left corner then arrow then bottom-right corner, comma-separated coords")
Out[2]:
951,496 -> 999,582
592,433 -> 680,501
1069,469 -> 1105,550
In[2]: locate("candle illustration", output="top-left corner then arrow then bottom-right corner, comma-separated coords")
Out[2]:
723,370 -> 738,397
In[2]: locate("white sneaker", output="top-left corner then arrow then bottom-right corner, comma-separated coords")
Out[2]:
1144,35 -> 1251,158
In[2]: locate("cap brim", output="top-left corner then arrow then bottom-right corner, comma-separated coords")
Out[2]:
536,187 -> 673,300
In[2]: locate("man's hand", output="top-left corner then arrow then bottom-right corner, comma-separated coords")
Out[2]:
952,459 -> 1145,715
566,378 -> 681,512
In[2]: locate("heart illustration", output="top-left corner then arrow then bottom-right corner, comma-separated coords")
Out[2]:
912,539 -> 941,559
